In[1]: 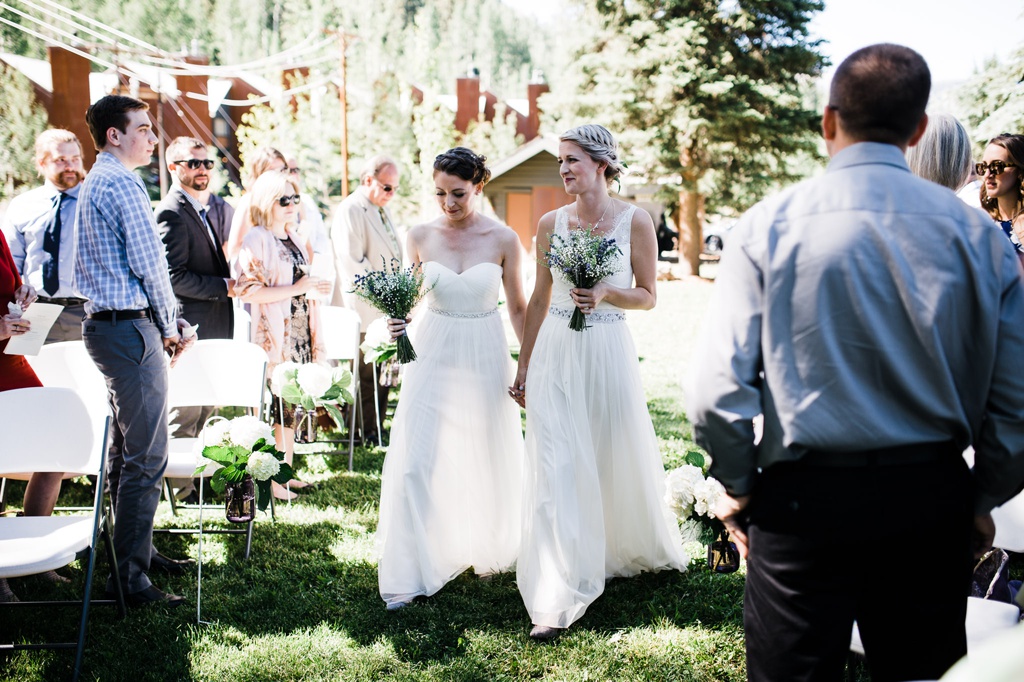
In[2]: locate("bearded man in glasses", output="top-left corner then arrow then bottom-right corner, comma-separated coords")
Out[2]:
156,137 -> 236,479
690,44 -> 1024,681
331,154 -> 403,443
1,128 -> 88,342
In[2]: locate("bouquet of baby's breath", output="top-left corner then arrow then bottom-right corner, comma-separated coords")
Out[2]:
351,259 -> 433,363
545,225 -> 622,331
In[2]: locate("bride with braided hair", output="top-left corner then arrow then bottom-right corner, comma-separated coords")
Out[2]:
511,124 -> 685,640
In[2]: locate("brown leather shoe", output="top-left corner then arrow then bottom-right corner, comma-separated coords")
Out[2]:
150,552 -> 195,575
108,585 -> 186,608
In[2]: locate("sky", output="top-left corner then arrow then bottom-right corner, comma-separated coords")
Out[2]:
509,0 -> 1024,85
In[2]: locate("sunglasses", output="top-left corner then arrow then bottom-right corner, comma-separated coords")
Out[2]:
173,158 -> 215,170
976,161 -> 1018,177
287,167 -> 301,175
277,194 -> 301,207
376,178 -> 397,194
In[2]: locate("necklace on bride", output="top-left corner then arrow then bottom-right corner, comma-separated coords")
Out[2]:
576,199 -> 611,231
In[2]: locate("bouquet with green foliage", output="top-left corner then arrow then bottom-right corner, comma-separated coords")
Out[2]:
359,317 -> 398,364
351,258 -> 433,362
664,450 -> 727,547
193,416 -> 293,512
271,362 -> 354,430
545,226 -> 622,331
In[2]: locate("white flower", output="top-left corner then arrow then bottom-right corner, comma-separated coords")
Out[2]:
228,416 -> 274,451
270,361 -> 301,395
297,363 -> 333,399
246,451 -> 281,481
693,476 -> 726,519
664,465 -> 704,520
364,316 -> 391,348
199,418 -> 232,447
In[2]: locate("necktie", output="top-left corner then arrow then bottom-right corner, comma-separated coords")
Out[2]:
42,192 -> 66,296
198,207 -> 218,247
378,207 -> 400,255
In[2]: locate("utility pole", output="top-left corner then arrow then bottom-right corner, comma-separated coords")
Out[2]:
326,28 -> 357,197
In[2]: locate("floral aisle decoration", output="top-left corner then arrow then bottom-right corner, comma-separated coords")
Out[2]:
545,225 -> 622,331
271,362 -> 354,442
193,416 -> 294,517
350,258 -> 434,363
360,317 -> 401,387
664,449 -> 727,547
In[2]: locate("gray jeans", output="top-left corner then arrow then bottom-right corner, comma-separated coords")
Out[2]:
83,316 -> 169,594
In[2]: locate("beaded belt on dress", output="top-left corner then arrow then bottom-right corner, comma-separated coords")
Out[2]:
428,307 -> 497,318
548,306 -> 625,323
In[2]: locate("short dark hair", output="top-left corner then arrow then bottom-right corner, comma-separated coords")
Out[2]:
85,95 -> 149,151
433,147 -> 491,185
828,44 -> 930,145
166,136 -> 205,166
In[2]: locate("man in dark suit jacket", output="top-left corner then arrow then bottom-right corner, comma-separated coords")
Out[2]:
156,137 -> 235,448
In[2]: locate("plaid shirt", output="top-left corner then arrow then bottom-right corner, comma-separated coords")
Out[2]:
75,152 -> 178,336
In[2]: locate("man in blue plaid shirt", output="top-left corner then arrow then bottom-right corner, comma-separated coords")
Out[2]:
76,95 -> 195,607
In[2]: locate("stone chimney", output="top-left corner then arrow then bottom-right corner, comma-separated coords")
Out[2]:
525,70 -> 549,142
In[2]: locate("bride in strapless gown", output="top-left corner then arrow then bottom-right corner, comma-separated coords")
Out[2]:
376,148 -> 528,610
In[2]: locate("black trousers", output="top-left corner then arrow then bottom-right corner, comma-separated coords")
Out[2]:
744,449 -> 973,682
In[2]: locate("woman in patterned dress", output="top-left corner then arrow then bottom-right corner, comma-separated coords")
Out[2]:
235,171 -> 331,500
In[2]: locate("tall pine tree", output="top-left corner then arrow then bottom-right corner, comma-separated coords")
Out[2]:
547,0 -> 827,274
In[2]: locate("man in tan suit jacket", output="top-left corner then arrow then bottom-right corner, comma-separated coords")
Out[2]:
331,154 -> 403,441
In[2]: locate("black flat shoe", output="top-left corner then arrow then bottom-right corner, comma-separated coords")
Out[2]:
529,625 -> 564,641
107,584 -> 185,608
151,552 -> 195,575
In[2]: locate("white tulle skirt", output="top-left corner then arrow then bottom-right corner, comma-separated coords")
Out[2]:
518,309 -> 686,628
376,309 -> 524,606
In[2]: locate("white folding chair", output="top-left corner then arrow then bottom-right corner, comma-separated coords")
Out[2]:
161,339 -> 268,560
318,305 -> 362,470
0,342 -> 111,513
0,387 -> 123,681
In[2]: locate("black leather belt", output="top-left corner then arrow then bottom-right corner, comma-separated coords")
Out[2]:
798,440 -> 959,468
38,296 -> 86,306
86,308 -> 152,322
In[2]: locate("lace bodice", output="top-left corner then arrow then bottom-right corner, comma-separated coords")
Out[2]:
549,204 -> 635,313
422,261 -> 502,316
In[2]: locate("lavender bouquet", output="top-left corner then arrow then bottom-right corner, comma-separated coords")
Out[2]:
351,259 -> 433,363
545,226 -> 622,331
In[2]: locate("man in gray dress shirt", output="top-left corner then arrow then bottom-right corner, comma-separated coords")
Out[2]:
689,44 -> 1024,681
1,128 -> 87,341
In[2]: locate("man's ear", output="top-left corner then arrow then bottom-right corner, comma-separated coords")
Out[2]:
907,113 -> 929,148
105,126 -> 120,148
821,105 -> 837,142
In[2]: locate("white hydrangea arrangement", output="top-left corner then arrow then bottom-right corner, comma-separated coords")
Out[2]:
271,361 -> 354,431
193,415 -> 293,512
359,317 -> 398,364
664,449 -> 727,547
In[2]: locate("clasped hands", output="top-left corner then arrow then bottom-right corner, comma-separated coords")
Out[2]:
570,283 -> 608,315
0,284 -> 37,341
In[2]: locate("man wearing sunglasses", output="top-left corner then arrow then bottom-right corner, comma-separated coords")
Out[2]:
331,154 -> 403,442
690,44 -> 1024,681
155,137 -> 236,497
1,128 -> 88,342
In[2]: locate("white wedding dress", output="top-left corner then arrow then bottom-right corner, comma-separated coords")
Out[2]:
377,261 -> 524,607
518,205 -> 686,629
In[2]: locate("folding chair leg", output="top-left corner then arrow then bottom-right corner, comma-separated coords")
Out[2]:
101,512 -> 126,618
0,476 -> 8,515
243,518 -> 254,560
165,479 -> 180,516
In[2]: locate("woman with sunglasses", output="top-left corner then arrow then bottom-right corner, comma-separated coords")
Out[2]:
234,172 -> 332,500
376,147 -> 528,611
979,133 -> 1024,259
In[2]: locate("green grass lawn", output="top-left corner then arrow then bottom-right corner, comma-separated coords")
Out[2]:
0,277 -> 755,681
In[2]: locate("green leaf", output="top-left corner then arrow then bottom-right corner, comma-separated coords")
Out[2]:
221,465 -> 246,484
338,389 -> 354,406
256,479 -> 272,512
210,469 -> 227,494
272,462 -> 295,484
192,463 -> 208,477
202,445 -> 242,466
323,403 -> 346,433
281,384 -> 303,405
685,450 -> 706,469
